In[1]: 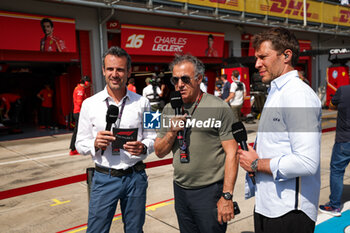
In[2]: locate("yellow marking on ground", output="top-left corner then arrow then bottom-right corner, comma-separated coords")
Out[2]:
51,198 -> 71,206
66,199 -> 175,232
146,200 -> 175,211
69,228 -> 87,233
112,216 -> 123,221
322,119 -> 337,127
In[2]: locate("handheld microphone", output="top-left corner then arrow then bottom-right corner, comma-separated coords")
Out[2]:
170,91 -> 188,163
170,91 -> 183,116
232,122 -> 256,185
101,105 -> 119,155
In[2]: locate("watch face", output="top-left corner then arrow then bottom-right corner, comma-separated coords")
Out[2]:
223,192 -> 232,200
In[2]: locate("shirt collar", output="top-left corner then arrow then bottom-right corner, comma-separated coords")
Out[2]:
101,86 -> 130,105
270,70 -> 298,91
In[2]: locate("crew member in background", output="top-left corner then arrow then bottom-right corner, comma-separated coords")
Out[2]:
127,77 -> 136,93
142,76 -> 162,112
159,75 -> 170,110
226,70 -> 246,121
220,74 -> 231,101
214,83 -> 222,98
319,84 -> 350,217
238,27 -> 321,233
154,54 -> 239,233
200,76 -> 208,93
75,46 -> 156,233
69,76 -> 90,156
0,92 -> 23,132
37,84 -> 54,129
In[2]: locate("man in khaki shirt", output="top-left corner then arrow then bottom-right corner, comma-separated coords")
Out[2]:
154,54 -> 239,233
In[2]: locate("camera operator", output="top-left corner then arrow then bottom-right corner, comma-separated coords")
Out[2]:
142,76 -> 162,112
226,70 -> 246,121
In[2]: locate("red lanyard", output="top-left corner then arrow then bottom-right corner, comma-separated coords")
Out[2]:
182,91 -> 204,117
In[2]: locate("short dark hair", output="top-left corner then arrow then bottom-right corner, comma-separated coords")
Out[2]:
208,34 -> 214,40
252,27 -> 299,67
128,78 -> 135,84
81,76 -> 90,84
232,70 -> 240,78
40,18 -> 53,32
221,74 -> 227,80
169,54 -> 205,78
102,46 -> 132,71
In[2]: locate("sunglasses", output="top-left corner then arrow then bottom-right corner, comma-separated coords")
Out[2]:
170,75 -> 196,85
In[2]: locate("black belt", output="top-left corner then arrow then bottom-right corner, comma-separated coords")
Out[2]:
95,161 -> 146,177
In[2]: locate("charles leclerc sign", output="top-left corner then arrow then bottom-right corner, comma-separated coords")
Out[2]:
121,24 -> 224,57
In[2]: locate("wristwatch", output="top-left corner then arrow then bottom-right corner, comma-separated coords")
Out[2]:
142,144 -> 148,154
222,192 -> 233,200
251,159 -> 259,173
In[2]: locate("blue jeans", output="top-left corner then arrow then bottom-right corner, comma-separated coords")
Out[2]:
87,169 -> 148,233
329,142 -> 350,209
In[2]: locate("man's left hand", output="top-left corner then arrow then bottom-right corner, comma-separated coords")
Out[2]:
217,197 -> 234,224
123,141 -> 144,156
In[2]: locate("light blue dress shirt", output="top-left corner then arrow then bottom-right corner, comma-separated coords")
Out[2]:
246,70 -> 322,222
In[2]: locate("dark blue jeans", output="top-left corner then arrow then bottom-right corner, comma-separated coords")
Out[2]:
87,169 -> 148,233
329,142 -> 350,209
173,181 -> 227,233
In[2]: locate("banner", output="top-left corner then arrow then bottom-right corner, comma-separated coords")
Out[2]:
0,11 -> 76,52
170,0 -> 350,27
121,24 -> 224,57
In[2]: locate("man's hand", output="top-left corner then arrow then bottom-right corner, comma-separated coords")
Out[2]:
217,197 -> 234,224
170,114 -> 187,134
94,131 -> 115,152
124,141 -> 144,156
238,145 -> 259,172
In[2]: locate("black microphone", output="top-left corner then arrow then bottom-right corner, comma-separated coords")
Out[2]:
232,122 -> 256,185
101,105 -> 119,155
170,91 -> 188,163
170,91 -> 183,116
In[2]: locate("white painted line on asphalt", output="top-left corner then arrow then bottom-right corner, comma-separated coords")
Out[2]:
0,153 -> 68,165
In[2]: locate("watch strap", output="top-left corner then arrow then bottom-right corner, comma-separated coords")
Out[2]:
142,144 -> 148,154
251,158 -> 259,173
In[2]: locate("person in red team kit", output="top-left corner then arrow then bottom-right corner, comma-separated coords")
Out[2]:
37,84 -> 54,129
69,76 -> 90,155
0,93 -> 23,132
127,78 -> 137,93
40,18 -> 67,52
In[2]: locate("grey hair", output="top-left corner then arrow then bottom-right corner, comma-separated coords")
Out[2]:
169,54 -> 205,78
102,46 -> 132,70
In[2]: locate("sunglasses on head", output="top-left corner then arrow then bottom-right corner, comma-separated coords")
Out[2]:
170,75 -> 198,85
